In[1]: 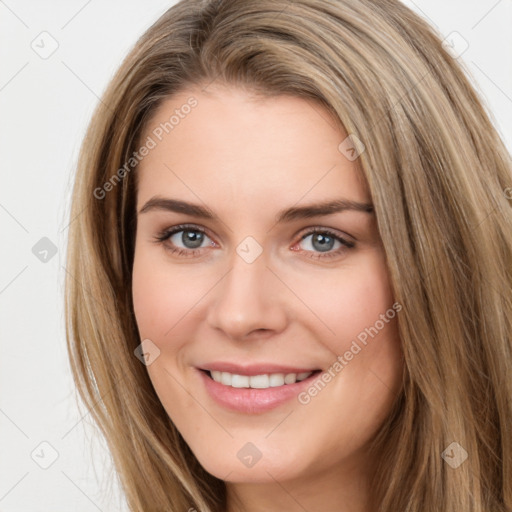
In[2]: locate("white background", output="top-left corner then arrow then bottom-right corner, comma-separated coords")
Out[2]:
0,1 -> 511,510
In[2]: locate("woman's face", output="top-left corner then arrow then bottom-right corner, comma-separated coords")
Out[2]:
132,84 -> 403,496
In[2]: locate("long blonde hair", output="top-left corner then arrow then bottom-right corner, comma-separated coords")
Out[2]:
64,0 -> 512,510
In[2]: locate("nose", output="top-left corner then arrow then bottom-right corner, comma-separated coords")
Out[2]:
206,248 -> 288,341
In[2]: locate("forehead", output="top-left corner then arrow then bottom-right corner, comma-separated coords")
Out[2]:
136,85 -> 369,211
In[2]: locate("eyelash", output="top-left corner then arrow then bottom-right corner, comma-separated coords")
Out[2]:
152,223 -> 355,260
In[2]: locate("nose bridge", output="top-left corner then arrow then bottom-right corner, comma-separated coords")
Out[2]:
207,244 -> 286,339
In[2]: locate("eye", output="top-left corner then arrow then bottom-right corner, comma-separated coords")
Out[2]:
153,224 -> 215,257
153,224 -> 355,260
294,227 -> 355,260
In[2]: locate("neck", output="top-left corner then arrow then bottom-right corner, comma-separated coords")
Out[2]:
225,461 -> 371,512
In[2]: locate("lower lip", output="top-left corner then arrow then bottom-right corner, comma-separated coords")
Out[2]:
197,369 -> 321,414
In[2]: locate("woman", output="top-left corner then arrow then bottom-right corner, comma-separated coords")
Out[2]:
64,0 -> 512,510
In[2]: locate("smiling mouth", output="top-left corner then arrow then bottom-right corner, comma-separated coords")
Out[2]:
201,369 -> 322,389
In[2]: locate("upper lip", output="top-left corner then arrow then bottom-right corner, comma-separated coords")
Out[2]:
199,362 -> 320,376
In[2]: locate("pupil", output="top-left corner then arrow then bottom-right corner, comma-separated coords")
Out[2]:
183,230 -> 204,248
313,233 -> 334,252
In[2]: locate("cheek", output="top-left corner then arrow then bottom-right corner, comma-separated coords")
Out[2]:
293,255 -> 396,347
132,257 -> 168,340
131,248 -> 206,340
289,253 -> 402,405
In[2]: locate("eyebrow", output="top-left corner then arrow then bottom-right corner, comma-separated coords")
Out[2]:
138,196 -> 374,222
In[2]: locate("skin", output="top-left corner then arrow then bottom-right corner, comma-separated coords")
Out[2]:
132,84 -> 404,512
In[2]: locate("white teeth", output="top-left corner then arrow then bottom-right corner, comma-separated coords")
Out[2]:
250,374 -> 269,388
209,370 -> 313,388
284,373 -> 297,384
269,373 -> 285,387
231,374 -> 249,388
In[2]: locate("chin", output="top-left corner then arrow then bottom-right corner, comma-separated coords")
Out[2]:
190,442 -> 309,483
